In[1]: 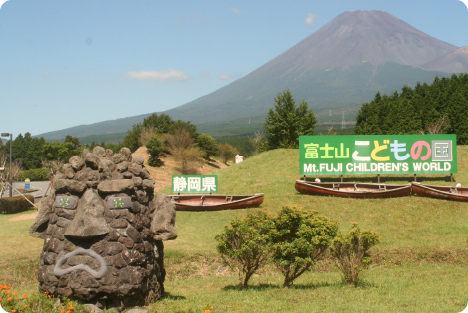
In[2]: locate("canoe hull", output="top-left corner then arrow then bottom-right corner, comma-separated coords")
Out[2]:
411,182 -> 468,202
295,180 -> 412,198
169,193 -> 264,211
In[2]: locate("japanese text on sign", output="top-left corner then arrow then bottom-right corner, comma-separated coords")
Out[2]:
172,175 -> 218,193
299,135 -> 457,175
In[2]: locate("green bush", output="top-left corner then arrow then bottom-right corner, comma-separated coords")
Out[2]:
270,207 -> 338,288
218,143 -> 238,164
146,135 -> 163,167
215,210 -> 274,288
0,195 -> 35,214
18,168 -> 51,181
331,223 -> 380,286
197,134 -> 219,160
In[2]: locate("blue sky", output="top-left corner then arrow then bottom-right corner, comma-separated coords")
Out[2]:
0,0 -> 467,138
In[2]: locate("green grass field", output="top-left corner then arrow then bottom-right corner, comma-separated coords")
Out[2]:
1,147 -> 468,312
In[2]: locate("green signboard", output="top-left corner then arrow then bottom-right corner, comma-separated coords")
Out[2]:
299,135 -> 457,175
172,175 -> 218,193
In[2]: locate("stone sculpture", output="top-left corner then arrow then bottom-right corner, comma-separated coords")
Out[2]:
29,147 -> 177,311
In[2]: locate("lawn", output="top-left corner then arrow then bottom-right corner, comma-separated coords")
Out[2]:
1,147 -> 468,312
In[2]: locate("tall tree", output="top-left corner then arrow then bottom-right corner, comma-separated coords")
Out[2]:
264,89 -> 317,149
123,123 -> 143,152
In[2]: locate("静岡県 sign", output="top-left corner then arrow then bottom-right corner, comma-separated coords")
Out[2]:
172,175 -> 218,193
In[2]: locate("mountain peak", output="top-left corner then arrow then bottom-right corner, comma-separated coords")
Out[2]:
261,10 -> 457,71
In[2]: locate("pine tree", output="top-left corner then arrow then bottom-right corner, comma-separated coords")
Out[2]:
264,89 -> 317,149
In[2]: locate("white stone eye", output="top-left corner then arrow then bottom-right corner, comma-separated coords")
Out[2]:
107,196 -> 132,209
54,195 -> 78,209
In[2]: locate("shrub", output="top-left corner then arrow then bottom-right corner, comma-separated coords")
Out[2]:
18,168 -> 51,181
139,126 -> 158,146
146,135 -> 163,167
0,195 -> 35,214
215,210 -> 274,288
331,223 -> 380,286
270,207 -> 338,288
218,143 -> 238,164
197,134 -> 219,160
164,130 -> 204,174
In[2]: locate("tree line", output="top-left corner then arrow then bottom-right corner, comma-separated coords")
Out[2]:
0,86 -> 318,179
354,73 -> 468,144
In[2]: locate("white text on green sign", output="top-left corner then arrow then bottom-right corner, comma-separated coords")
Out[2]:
172,175 -> 218,193
299,135 -> 457,175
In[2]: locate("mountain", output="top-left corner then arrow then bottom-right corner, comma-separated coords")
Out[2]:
420,47 -> 468,73
38,10 -> 462,141
159,11 -> 456,125
253,10 -> 457,70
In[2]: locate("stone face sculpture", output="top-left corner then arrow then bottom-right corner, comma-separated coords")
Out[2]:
30,147 -> 177,311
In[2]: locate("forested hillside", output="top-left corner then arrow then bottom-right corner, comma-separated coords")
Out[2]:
354,73 -> 468,144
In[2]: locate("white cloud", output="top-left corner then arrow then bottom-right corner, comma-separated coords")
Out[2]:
127,69 -> 189,81
305,13 -> 319,27
219,74 -> 232,80
229,7 -> 241,14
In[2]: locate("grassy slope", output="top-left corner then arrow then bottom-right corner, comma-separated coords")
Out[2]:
159,146 -> 468,312
1,147 -> 468,312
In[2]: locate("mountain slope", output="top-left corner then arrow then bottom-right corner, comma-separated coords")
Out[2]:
421,47 -> 468,73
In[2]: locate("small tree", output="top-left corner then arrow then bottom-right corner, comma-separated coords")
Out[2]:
139,126 -> 158,146
215,210 -> 274,288
264,89 -> 317,149
146,135 -> 163,167
331,223 -> 380,286
197,134 -> 219,160
248,131 -> 266,156
164,130 -> 204,174
270,207 -> 338,288
218,143 -> 238,164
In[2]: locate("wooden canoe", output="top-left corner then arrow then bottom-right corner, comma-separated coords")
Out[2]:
169,193 -> 264,211
411,182 -> 468,201
295,180 -> 412,198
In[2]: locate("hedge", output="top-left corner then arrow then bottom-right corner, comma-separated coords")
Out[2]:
18,168 -> 51,182
0,195 -> 35,214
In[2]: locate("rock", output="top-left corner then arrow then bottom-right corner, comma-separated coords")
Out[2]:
63,164 -> 75,179
99,158 -> 116,174
93,146 -> 107,157
53,179 -> 87,194
119,147 -> 132,161
85,153 -> 100,169
132,177 -> 143,187
84,304 -> 103,313
69,156 -> 85,171
127,163 -> 142,176
132,156 -> 145,165
116,161 -> 128,173
142,179 -> 154,192
150,194 -> 178,240
97,179 -> 134,194
112,153 -> 125,164
29,146 -> 176,309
